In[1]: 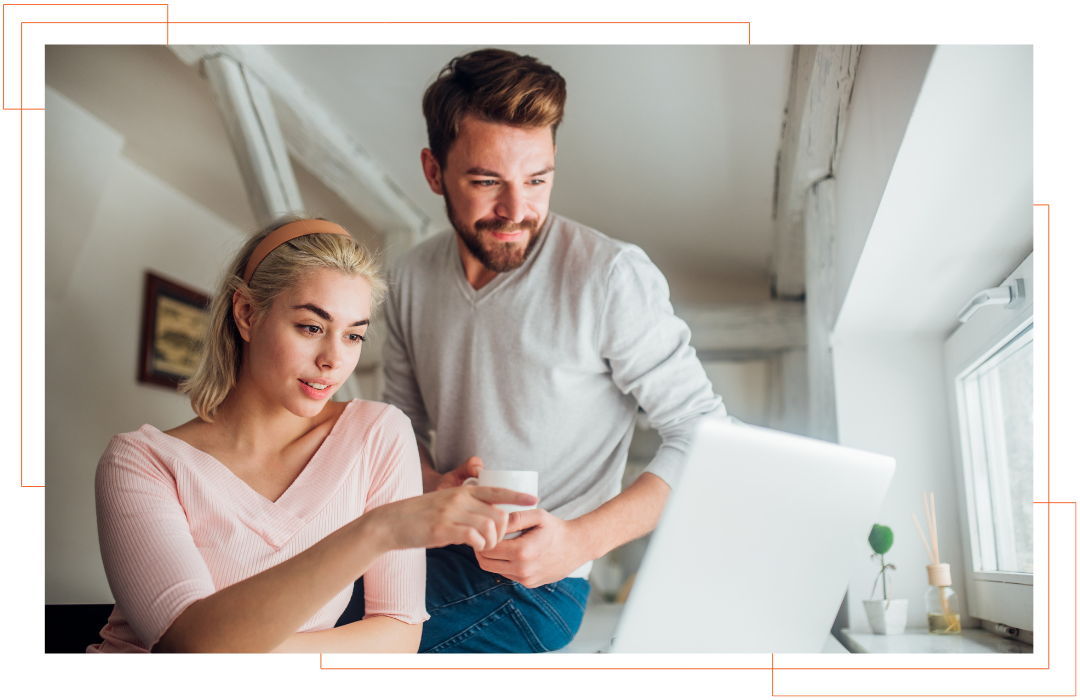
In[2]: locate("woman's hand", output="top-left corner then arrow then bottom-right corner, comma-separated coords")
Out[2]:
367,486 -> 538,553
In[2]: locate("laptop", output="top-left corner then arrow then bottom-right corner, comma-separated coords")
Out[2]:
609,418 -> 895,653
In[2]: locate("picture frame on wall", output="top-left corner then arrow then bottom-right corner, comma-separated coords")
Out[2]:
138,271 -> 211,389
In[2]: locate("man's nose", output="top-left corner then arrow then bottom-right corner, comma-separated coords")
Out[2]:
494,183 -> 528,224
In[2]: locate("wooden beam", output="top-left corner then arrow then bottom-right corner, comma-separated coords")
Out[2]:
804,177 -> 839,443
172,45 -> 429,261
772,45 -> 860,300
202,55 -> 303,223
676,301 -> 806,355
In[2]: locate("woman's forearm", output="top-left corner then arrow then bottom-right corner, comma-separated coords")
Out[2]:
272,616 -> 422,654
154,514 -> 392,653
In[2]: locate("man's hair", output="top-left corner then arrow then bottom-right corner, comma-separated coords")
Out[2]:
422,48 -> 567,167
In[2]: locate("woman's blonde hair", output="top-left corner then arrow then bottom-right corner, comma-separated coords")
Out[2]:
179,214 -> 386,422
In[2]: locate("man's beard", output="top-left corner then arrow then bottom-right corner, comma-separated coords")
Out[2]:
445,195 -> 543,273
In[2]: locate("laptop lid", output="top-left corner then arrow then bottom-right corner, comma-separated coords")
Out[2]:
610,419 -> 895,653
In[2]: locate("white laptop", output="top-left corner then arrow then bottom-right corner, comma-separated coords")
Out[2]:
609,418 -> 895,653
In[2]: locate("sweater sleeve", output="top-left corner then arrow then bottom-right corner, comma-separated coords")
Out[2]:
597,247 -> 728,488
381,263 -> 435,454
94,434 -> 217,650
358,406 -> 429,624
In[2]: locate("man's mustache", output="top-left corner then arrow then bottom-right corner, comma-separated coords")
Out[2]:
474,219 -> 540,235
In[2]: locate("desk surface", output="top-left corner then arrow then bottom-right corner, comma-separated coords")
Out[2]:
838,626 -> 1033,653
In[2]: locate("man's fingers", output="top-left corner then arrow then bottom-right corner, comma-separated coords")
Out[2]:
459,456 -> 483,478
475,549 -> 514,573
507,507 -> 544,532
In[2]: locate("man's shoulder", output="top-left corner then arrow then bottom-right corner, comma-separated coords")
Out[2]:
546,213 -> 655,279
388,230 -> 454,281
548,212 -> 648,271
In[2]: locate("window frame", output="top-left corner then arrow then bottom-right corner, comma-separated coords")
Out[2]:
944,252 -> 1034,631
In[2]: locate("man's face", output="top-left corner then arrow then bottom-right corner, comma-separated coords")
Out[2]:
422,116 -> 556,273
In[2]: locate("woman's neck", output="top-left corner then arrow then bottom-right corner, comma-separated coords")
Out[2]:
208,371 -> 332,458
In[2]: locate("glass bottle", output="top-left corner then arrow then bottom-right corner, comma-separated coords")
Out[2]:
925,563 -> 962,634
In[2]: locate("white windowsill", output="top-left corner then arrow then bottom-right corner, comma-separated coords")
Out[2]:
837,626 -> 1033,654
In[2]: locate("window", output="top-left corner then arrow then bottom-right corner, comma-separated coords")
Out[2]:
944,252 -> 1034,632
958,324 -> 1033,575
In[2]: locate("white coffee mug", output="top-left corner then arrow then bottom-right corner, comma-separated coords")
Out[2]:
463,470 -> 538,539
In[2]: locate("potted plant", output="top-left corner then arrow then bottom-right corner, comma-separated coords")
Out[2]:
862,524 -> 908,634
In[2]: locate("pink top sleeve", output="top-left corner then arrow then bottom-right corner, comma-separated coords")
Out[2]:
95,435 -> 217,650
356,407 -> 427,622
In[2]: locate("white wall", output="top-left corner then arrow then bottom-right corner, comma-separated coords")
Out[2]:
833,337 -> 970,627
46,88 -> 243,604
831,46 -> 1033,629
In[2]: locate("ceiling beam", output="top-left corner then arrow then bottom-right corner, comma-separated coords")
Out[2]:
771,45 -> 860,300
171,45 -> 430,262
202,55 -> 303,223
676,301 -> 806,356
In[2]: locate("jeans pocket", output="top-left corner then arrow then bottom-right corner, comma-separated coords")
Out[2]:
423,600 -> 548,654
553,578 -> 590,615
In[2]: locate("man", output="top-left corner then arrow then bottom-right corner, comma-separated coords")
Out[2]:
381,48 -> 726,653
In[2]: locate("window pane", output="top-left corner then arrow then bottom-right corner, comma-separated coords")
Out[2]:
961,325 -> 1033,574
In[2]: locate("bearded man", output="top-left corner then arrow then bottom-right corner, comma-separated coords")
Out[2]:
380,48 -> 726,653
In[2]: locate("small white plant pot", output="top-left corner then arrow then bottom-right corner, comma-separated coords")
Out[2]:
863,599 -> 908,635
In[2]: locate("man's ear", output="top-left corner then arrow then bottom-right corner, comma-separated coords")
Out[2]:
232,288 -> 256,343
420,148 -> 445,196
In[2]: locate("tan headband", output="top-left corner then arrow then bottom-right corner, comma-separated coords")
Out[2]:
242,220 -> 352,284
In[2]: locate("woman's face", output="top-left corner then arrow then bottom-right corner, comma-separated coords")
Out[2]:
242,268 -> 372,417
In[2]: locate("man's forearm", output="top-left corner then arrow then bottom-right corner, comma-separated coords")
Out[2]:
417,439 -> 441,493
570,472 -> 670,562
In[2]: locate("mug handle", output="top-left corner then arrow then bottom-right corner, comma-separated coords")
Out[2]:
462,477 -> 479,487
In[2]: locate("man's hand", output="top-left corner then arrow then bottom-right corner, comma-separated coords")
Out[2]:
474,509 -> 589,588
418,437 -> 484,493
434,456 -> 484,491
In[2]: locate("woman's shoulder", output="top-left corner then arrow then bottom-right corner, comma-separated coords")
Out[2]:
338,399 -> 412,434
97,425 -> 180,485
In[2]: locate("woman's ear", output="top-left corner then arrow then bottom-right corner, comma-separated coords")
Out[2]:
232,288 -> 256,343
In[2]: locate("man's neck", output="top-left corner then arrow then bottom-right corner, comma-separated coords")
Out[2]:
455,236 -> 500,290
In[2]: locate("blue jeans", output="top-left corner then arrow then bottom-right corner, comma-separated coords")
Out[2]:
336,544 -> 590,653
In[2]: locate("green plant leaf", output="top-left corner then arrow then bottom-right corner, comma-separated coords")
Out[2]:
868,524 -> 894,554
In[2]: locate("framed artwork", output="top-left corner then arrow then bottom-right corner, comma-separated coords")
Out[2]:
138,271 -> 211,389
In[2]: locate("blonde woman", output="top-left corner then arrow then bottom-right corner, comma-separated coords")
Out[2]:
88,217 -> 533,653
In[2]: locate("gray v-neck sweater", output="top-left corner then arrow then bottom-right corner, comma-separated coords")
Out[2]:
382,213 -> 726,523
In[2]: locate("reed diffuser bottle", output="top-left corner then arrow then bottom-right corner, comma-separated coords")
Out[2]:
925,563 -> 961,634
912,491 -> 962,635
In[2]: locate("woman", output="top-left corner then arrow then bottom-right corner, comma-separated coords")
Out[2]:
89,217 -> 533,653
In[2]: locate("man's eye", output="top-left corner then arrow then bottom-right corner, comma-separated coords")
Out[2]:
472,180 -> 497,186
529,179 -> 546,185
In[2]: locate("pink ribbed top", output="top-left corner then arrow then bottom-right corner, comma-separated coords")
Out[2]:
88,400 -> 428,653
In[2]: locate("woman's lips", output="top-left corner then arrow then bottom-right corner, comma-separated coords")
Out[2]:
298,378 -> 334,400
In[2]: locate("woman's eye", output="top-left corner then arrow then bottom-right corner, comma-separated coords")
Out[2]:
298,324 -> 322,335
347,334 -> 365,344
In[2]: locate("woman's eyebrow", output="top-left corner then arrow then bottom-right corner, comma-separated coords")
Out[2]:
294,303 -> 369,328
